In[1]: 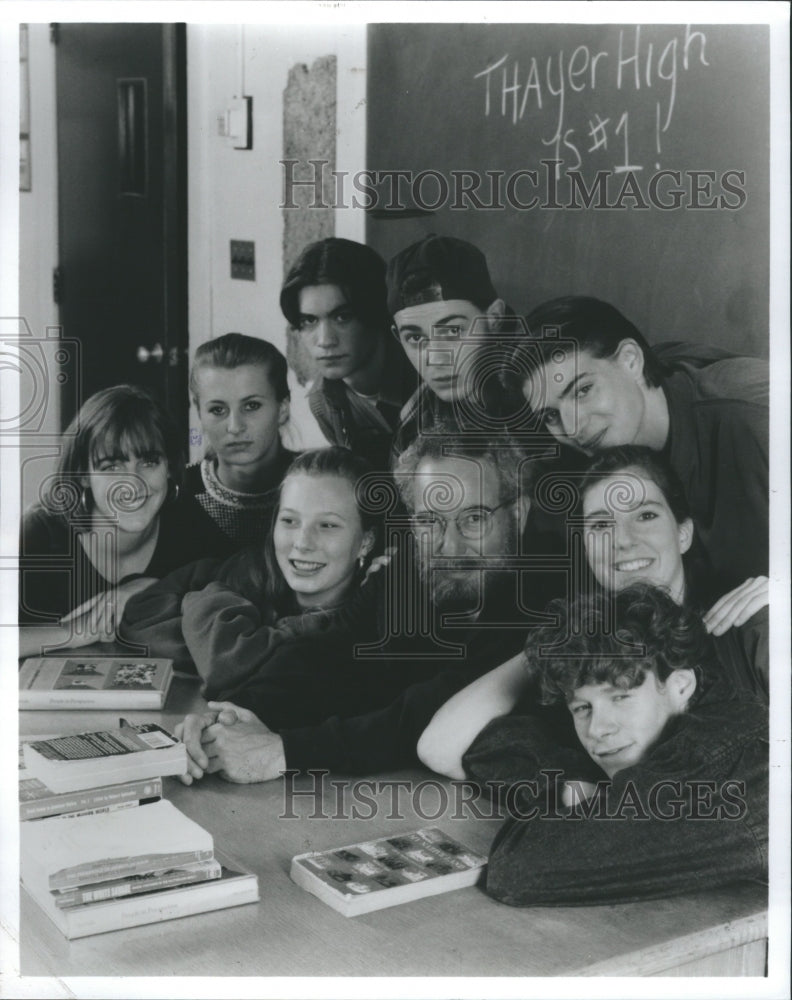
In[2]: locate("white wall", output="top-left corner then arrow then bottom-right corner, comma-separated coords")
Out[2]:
17,23 -> 60,513
18,25 -> 58,348
186,23 -> 367,460
14,23 -> 369,483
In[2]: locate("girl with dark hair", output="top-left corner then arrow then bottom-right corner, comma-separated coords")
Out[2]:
579,446 -> 768,689
512,295 -> 768,596
19,385 -> 229,658
122,447 -> 380,699
184,332 -> 298,548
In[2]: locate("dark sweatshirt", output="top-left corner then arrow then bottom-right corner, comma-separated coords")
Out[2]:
463,691 -> 768,907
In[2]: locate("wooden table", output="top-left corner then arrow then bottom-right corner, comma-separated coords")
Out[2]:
19,675 -> 768,978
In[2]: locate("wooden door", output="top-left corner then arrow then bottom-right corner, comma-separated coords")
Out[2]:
54,22 -> 187,430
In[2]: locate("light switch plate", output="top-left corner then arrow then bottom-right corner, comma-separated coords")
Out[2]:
227,96 -> 253,149
230,240 -> 255,280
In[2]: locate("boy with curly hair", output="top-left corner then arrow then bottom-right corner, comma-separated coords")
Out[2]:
463,584 -> 768,906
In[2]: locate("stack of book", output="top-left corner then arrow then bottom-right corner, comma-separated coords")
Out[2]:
20,723 -> 259,938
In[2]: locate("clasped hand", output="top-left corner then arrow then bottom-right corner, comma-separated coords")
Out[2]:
174,701 -> 286,785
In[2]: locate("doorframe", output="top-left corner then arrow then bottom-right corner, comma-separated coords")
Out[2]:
160,22 -> 189,445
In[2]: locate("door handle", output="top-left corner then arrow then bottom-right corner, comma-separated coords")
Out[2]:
136,342 -> 164,364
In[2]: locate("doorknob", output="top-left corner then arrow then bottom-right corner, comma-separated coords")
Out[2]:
136,343 -> 165,364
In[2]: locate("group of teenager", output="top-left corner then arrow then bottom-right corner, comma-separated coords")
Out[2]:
19,233 -> 770,908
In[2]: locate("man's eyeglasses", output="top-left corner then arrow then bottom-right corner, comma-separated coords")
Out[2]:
408,499 -> 516,541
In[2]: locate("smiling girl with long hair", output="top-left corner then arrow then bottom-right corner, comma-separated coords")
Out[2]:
121,447 -> 381,700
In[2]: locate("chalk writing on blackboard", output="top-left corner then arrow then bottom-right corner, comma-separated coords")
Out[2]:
282,23 -> 756,214
473,25 -> 710,175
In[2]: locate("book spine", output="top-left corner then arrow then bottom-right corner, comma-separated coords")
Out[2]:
19,689 -> 165,710
56,797 -> 159,821
55,860 -> 222,907
61,878 -> 260,939
20,777 -> 163,821
49,848 -> 215,891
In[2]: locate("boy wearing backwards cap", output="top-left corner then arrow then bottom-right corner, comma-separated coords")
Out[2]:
386,234 -> 511,460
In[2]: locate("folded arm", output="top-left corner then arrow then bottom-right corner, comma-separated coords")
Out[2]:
119,557 -> 229,668
417,652 -> 531,779
278,664 -> 496,776
19,578 -> 157,657
181,583 -> 342,699
482,740 -> 767,906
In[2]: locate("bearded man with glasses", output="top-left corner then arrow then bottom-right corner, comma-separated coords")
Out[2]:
398,431 -> 529,615
174,429 -> 566,783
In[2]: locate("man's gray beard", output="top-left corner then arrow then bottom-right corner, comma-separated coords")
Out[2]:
428,569 -> 484,613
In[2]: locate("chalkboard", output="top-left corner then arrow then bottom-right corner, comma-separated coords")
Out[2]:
365,23 -> 769,358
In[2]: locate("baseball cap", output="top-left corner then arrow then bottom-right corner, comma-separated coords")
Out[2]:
386,234 -> 498,317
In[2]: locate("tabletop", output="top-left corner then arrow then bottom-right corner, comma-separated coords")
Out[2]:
18,674 -> 768,978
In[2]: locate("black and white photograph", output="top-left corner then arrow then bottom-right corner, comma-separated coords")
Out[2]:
1,2 -> 789,997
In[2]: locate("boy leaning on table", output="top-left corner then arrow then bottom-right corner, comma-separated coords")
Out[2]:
462,584 -> 768,906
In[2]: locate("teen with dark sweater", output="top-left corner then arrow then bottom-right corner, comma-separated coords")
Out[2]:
281,238 -> 417,472
462,586 -> 768,906
19,385 -> 230,658
387,234 -> 524,462
121,448 -> 378,701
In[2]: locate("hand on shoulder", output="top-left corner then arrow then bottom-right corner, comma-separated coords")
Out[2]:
702,576 -> 769,636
